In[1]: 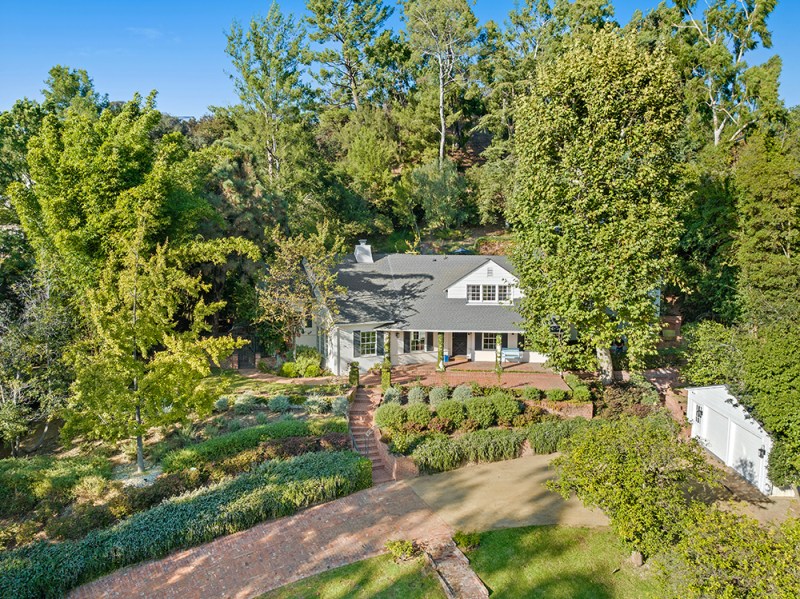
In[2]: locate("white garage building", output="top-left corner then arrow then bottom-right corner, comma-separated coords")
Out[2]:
687,385 -> 796,497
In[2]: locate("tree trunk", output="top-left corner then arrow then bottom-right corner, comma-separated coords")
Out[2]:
436,332 -> 445,372
438,60 -> 446,168
135,404 -> 145,474
596,345 -> 614,385
27,420 -> 51,453
495,333 -> 503,376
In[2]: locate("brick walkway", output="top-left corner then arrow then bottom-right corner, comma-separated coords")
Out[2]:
70,481 -> 453,599
363,363 -> 569,391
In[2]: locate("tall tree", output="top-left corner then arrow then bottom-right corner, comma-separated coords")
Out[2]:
511,28 -> 684,381
305,0 -> 393,110
403,0 -> 477,166
226,2 -> 310,183
41,65 -> 106,116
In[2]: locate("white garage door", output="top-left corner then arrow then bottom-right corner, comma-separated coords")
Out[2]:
702,406 -> 729,460
729,423 -> 763,486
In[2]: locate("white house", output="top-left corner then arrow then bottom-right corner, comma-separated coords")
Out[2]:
687,385 -> 796,497
296,241 -> 548,376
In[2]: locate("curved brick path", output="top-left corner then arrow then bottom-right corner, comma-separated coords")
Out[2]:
69,481 -> 453,599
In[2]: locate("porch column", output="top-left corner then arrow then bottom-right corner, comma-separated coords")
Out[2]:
436,332 -> 445,372
495,332 -> 503,375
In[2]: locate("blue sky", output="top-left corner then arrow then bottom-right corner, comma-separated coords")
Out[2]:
1,0 -> 797,117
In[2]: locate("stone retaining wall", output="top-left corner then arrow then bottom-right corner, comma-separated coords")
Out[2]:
374,429 -> 419,479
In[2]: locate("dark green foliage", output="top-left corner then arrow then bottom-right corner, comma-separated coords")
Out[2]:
453,530 -> 480,551
160,419 -> 311,472
527,418 -> 588,454
488,392 -> 520,426
406,403 -> 432,428
0,451 -> 371,599
411,435 -> 465,473
546,388 -> 569,403
521,387 -> 544,402
44,504 -> 116,541
388,431 -> 430,455
457,429 -> 525,463
435,400 -> 466,428
0,456 -> 112,518
464,397 -> 497,428
564,374 -> 592,403
348,362 -> 359,386
374,403 -> 406,430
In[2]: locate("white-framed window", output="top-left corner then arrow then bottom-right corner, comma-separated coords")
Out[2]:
410,331 -> 426,352
497,285 -> 511,302
482,333 -> 498,351
482,285 -> 496,302
360,331 -> 377,356
467,285 -> 481,302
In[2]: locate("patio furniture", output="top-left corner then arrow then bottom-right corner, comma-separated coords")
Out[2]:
500,348 -> 521,363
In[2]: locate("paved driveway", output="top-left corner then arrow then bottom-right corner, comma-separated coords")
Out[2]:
408,454 -> 608,531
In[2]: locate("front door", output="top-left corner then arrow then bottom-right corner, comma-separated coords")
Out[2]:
452,333 -> 468,357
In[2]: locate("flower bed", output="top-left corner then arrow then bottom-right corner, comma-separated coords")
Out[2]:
0,451 -> 372,599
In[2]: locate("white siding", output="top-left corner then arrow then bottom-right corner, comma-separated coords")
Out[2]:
446,260 -> 523,300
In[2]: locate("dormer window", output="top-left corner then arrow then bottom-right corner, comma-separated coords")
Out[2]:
467,284 -> 512,304
482,285 -> 496,302
498,285 -> 510,302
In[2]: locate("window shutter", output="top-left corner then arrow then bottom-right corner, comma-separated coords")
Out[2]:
518,334 -> 525,350
353,330 -> 361,357
501,333 -> 508,348
475,333 -> 483,350
403,332 -> 411,353
377,331 -> 384,356
426,332 -> 434,351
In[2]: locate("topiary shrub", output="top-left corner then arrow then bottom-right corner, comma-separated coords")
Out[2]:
331,396 -> 349,417
407,384 -> 427,404
547,388 -> 569,402
268,395 -> 292,413
451,384 -> 473,402
305,394 -> 331,414
411,436 -> 465,473
488,392 -> 521,426
374,403 -> 407,431
406,403 -> 432,428
428,385 -> 450,407
382,386 -> 401,404
465,397 -> 497,428
435,400 -> 466,428
521,387 -> 544,402
348,362 -> 360,386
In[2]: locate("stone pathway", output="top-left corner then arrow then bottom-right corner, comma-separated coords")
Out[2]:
349,387 -> 393,484
70,481 -> 453,599
425,540 -> 489,599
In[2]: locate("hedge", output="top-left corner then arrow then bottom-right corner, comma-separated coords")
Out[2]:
527,418 -> 589,454
161,418 -> 346,472
0,451 -> 371,599
411,435 -> 465,473
435,400 -> 466,428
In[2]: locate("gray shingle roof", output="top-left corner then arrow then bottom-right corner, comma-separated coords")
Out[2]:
334,254 -> 524,332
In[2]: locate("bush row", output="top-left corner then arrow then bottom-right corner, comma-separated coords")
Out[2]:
527,418 -> 590,454
0,455 -> 112,518
383,382 -> 587,406
411,429 -> 527,473
161,417 -> 347,472
0,451 -> 372,599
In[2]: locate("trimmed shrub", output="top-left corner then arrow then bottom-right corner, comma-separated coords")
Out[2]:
407,385 -> 427,404
305,394 -> 331,414
374,403 -> 407,430
161,419 -> 311,472
571,386 -> 592,402
389,431 -> 430,455
296,353 -> 321,378
428,385 -> 450,407
411,436 -> 465,473
279,361 -> 300,378
0,451 -> 372,599
307,418 -> 349,436
547,388 -> 569,402
331,396 -> 349,417
451,384 -> 473,402
435,400 -> 466,428
457,429 -> 525,463
465,397 -> 497,429
488,392 -> 521,426
382,386 -> 401,404
227,419 -> 243,432
527,418 -> 589,454
406,403 -> 432,428
214,397 -> 229,412
268,395 -> 292,413
521,387 -> 544,402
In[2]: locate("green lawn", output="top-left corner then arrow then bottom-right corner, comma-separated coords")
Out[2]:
469,526 -> 661,599
259,555 -> 445,599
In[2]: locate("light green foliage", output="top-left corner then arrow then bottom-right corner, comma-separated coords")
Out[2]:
411,429 -> 525,472
453,530 -> 480,551
374,403 -> 406,430
451,384 -> 472,402
406,403 -> 432,427
465,397 -> 497,428
382,386 -> 401,404
233,393 -> 258,414
563,374 -> 592,403
428,385 -> 449,407
487,392 -> 520,426
546,389 -> 568,403
527,418 -> 587,454
0,451 -> 372,599
410,435 -> 465,472
662,509 -> 800,599
435,400 -> 466,428
384,539 -> 419,561
407,384 -> 427,404
511,28 -> 683,373
549,415 -> 715,557
521,387 -> 544,402
684,321 -> 744,388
